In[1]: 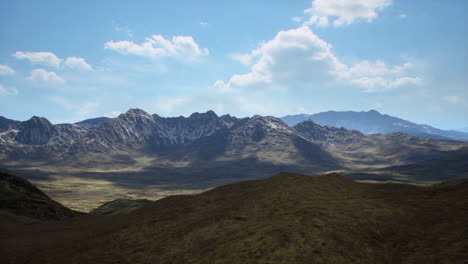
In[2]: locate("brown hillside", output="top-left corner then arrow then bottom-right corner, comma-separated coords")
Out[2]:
1,172 -> 467,264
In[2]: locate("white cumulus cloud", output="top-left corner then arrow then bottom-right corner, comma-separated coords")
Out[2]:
105,34 -> 209,60
13,51 -> 62,68
13,52 -> 92,71
231,53 -> 254,66
215,26 -> 422,93
0,84 -> 18,96
64,57 -> 93,70
0,64 -> 15,75
216,27 -> 346,92
28,68 -> 65,85
303,0 -> 392,27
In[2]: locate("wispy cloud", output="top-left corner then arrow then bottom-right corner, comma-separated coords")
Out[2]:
292,16 -> 302,23
28,68 -> 65,85
114,25 -> 134,38
13,51 -> 93,72
0,83 -> 18,96
64,57 -> 93,71
0,64 -> 15,75
105,34 -> 209,61
13,51 -> 62,68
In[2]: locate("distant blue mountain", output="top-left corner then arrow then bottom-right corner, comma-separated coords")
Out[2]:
281,110 -> 468,141
455,127 -> 468,133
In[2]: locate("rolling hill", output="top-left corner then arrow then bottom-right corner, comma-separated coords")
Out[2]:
1,172 -> 466,263
0,170 -> 81,221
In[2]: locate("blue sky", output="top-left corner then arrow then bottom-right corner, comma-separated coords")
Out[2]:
0,0 -> 467,130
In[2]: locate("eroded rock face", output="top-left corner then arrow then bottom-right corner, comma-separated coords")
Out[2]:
154,110 -> 239,145
228,115 -> 294,145
1,109 -> 466,176
0,109 -> 244,157
92,108 -> 158,146
0,116 -> 20,130
16,117 -> 54,145
293,120 -> 363,144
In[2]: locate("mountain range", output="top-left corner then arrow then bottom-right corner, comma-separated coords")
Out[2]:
282,110 -> 468,141
1,109 -> 467,187
1,108 -> 467,263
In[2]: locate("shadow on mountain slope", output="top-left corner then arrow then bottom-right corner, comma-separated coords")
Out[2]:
346,150 -> 468,182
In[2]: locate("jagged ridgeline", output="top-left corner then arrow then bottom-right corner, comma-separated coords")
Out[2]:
1,109 -> 467,184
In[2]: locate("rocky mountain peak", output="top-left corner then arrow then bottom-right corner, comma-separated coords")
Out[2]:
294,119 -> 322,130
205,110 -> 217,116
116,109 -> 156,130
28,116 -> 53,126
189,110 -> 219,120
231,115 -> 294,143
293,120 -> 363,144
15,116 -> 54,145
249,115 -> 290,131
0,116 -> 20,131
121,108 -> 152,119
219,114 -> 238,128
367,109 -> 381,115
151,110 -> 234,145
90,109 -> 157,147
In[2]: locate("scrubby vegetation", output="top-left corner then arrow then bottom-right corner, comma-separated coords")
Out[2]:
1,172 -> 466,263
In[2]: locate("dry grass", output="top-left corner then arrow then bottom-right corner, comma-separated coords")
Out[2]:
1,173 -> 466,263
31,174 -> 206,212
